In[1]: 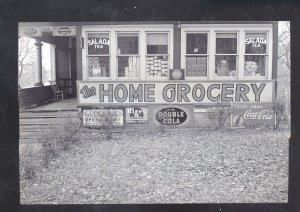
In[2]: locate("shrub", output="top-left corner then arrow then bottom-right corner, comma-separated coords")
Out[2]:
273,101 -> 287,131
20,112 -> 80,180
101,108 -> 121,140
157,124 -> 166,134
208,103 -> 233,129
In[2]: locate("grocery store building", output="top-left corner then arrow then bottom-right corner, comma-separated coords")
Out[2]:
18,21 -> 278,128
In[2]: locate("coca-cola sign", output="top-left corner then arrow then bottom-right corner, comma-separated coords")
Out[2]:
243,110 -> 274,120
232,103 -> 275,127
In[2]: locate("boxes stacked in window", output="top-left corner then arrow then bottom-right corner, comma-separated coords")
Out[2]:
146,56 -> 168,77
119,56 -> 139,78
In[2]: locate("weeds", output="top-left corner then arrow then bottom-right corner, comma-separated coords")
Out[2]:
208,103 -> 233,129
20,112 -> 80,180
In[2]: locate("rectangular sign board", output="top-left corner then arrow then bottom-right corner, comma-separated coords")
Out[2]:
78,81 -> 274,104
82,109 -> 123,126
232,103 -> 275,127
125,107 -> 148,123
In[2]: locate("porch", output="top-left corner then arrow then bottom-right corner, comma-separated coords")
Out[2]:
19,98 -> 79,143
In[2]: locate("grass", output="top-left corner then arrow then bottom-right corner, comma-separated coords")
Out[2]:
20,127 -> 289,204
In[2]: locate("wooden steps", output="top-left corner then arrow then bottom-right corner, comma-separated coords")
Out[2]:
19,109 -> 80,143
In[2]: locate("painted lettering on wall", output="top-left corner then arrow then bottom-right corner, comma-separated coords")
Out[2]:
80,85 -> 96,99
78,82 -> 273,104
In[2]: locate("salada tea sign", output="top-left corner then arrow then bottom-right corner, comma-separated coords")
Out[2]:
87,33 -> 109,55
156,107 -> 187,125
126,107 -> 148,123
82,109 -> 123,126
232,103 -> 275,127
78,82 -> 274,104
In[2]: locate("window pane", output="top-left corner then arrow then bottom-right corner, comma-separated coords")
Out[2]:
117,33 -> 138,54
87,33 -> 109,55
147,33 -> 168,54
88,56 -> 109,77
245,33 -> 267,54
146,56 -> 168,77
215,56 -> 237,76
216,33 -> 237,54
244,56 -> 266,76
186,33 -> 207,54
186,56 -> 207,76
118,56 -> 140,77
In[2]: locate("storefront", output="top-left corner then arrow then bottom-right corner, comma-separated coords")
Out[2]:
18,22 -> 278,127
77,22 -> 277,128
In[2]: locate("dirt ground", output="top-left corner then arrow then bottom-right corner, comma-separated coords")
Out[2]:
20,127 -> 289,204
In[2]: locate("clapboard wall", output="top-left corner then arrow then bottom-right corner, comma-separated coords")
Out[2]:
18,86 -> 53,109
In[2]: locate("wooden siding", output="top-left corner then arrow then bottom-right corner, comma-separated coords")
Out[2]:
18,86 -> 53,109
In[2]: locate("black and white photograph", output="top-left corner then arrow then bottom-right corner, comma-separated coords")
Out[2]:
18,21 -> 290,204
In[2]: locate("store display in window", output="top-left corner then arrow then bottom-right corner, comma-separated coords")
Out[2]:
146,56 -> 168,77
186,56 -> 207,77
88,56 -> 109,77
215,56 -> 237,77
244,56 -> 265,76
118,56 -> 139,78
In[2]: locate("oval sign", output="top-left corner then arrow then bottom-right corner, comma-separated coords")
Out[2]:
156,107 -> 187,125
23,28 -> 37,36
172,69 -> 183,80
57,27 -> 72,35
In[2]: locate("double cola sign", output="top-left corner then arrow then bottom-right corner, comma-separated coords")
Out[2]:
156,107 -> 187,125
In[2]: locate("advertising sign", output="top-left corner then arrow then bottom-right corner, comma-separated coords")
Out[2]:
78,82 -> 274,104
126,107 -> 148,123
170,69 -> 185,80
232,103 -> 275,127
53,26 -> 76,36
156,107 -> 187,125
82,109 -> 123,126
19,27 -> 42,37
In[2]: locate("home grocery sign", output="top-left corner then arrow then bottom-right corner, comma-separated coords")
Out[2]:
78,82 -> 273,104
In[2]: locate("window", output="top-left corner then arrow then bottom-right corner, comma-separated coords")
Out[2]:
117,33 -> 139,78
215,33 -> 237,77
146,33 -> 169,79
185,33 -> 208,77
87,33 -> 110,78
244,33 -> 267,76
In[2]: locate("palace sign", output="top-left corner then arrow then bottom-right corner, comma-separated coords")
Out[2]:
78,82 -> 273,104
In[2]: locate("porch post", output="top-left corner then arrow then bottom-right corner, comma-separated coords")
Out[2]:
34,39 -> 43,86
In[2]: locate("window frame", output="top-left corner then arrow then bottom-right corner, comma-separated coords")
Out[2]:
82,25 -> 174,81
84,31 -> 111,80
145,31 -> 171,81
183,31 -> 210,80
214,31 -> 239,79
116,31 -> 140,80
181,24 -> 273,81
243,30 -> 269,80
